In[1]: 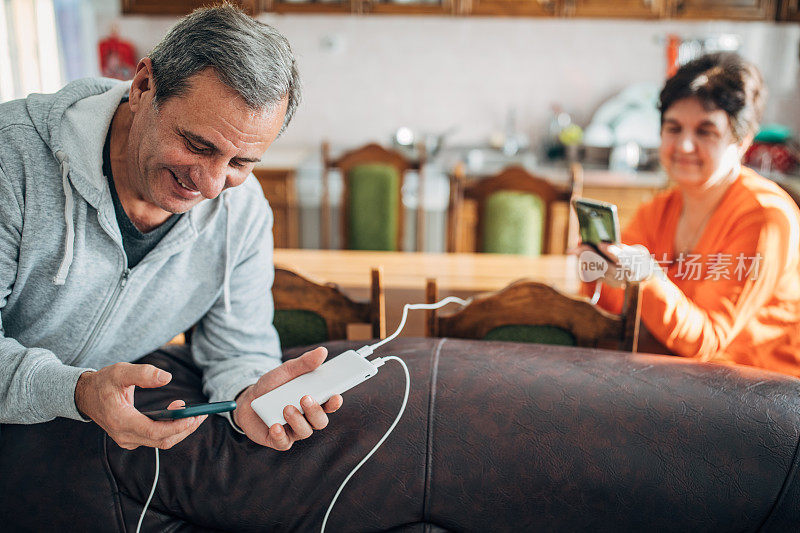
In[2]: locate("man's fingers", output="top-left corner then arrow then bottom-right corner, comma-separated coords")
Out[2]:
258,347 -> 328,392
113,363 -> 171,389
121,410 -> 200,448
167,399 -> 186,410
157,415 -> 207,449
300,396 -> 329,431
267,423 -> 293,451
322,394 -> 343,414
284,404 -> 314,439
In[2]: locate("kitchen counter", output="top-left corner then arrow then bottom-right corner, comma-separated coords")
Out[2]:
254,145 -> 314,171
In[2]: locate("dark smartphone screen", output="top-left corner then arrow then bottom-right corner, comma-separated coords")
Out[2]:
142,400 -> 237,421
572,198 -> 621,247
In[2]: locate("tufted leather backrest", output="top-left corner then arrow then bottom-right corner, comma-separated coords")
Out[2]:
3,339 -> 800,532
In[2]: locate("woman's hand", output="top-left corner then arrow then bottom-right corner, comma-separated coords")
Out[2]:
575,243 -> 659,287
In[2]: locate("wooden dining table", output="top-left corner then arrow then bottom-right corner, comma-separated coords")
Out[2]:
274,249 -> 580,293
273,249 -> 582,337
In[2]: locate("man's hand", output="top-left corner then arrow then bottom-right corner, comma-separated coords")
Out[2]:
75,362 -> 207,450
233,346 -> 343,450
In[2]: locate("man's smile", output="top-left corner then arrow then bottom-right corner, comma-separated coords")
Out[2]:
169,169 -> 202,197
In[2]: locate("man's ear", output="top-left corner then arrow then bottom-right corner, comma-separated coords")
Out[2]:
128,58 -> 154,113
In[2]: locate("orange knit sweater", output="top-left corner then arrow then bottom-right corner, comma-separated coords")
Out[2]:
593,168 -> 800,376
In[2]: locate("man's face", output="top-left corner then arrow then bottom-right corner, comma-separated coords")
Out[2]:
127,63 -> 287,215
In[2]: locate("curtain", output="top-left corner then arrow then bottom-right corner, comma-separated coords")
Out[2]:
0,0 -> 97,103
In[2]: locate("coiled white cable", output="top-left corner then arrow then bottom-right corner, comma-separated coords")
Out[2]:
137,447 -> 159,533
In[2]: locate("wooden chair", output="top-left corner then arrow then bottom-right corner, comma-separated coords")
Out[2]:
321,142 -> 425,251
272,265 -> 386,349
424,277 -> 641,352
447,163 -> 583,255
252,168 -> 299,249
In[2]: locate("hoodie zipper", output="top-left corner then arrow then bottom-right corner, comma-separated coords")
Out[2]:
72,268 -> 130,365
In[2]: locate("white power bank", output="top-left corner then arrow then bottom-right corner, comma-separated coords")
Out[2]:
251,350 -> 379,427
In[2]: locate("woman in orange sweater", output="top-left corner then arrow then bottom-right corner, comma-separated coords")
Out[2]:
583,52 -> 800,376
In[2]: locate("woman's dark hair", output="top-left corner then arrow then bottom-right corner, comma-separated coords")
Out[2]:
659,52 -> 766,141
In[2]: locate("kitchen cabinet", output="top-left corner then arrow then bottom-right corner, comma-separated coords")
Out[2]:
120,0 -> 784,18
779,0 -> 800,20
365,0 -> 456,15
562,0 -> 665,18
122,0 -> 259,15
464,0 -> 558,17
264,0 -> 356,15
667,0 -> 778,19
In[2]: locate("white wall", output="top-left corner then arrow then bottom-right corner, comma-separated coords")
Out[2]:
93,5 -> 800,150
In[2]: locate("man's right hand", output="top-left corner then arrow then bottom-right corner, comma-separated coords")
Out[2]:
74,362 -> 207,450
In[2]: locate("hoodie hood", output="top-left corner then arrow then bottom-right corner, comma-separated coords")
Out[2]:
26,77 -> 123,210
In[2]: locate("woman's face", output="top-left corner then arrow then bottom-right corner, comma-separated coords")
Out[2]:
659,96 -> 747,190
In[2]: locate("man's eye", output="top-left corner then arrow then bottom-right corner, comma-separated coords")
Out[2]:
229,160 -> 244,169
185,141 -> 205,154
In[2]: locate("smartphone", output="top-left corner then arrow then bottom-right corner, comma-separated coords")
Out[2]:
142,400 -> 237,421
572,197 -> 621,249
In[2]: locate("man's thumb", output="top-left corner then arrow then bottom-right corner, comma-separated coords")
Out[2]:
274,347 -> 327,384
120,363 -> 172,388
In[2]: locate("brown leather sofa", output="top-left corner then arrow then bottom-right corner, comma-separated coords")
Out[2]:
2,338 -> 800,532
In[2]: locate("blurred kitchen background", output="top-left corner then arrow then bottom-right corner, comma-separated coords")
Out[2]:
2,0 -> 799,253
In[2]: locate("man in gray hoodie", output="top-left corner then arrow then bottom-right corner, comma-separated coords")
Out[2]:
0,5 -> 341,451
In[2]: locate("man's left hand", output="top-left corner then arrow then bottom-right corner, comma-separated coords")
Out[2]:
232,347 -> 343,450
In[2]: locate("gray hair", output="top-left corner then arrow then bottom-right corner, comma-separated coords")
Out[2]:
148,3 -> 301,134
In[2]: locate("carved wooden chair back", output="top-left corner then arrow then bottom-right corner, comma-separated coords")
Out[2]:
425,277 -> 640,351
321,142 -> 425,251
447,163 -> 584,255
272,266 -> 386,349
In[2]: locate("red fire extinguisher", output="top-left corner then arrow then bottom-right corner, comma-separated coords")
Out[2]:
98,26 -> 136,80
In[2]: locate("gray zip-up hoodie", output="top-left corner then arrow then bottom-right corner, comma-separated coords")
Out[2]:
0,78 -> 282,425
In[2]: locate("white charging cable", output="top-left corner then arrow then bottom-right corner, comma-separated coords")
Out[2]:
137,447 -> 159,533
590,280 -> 602,305
137,297 -> 467,533
321,296 -> 467,533
320,355 -> 409,533
356,296 -> 470,358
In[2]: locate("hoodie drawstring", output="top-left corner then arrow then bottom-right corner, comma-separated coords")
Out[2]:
223,194 -> 232,314
53,151 -> 75,285
51,150 -> 232,307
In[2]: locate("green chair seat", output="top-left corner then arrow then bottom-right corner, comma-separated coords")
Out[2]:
482,191 -> 544,256
347,164 -> 400,251
483,324 -> 575,346
273,309 -> 328,350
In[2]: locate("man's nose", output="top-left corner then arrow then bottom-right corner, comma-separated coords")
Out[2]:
189,160 -> 227,199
